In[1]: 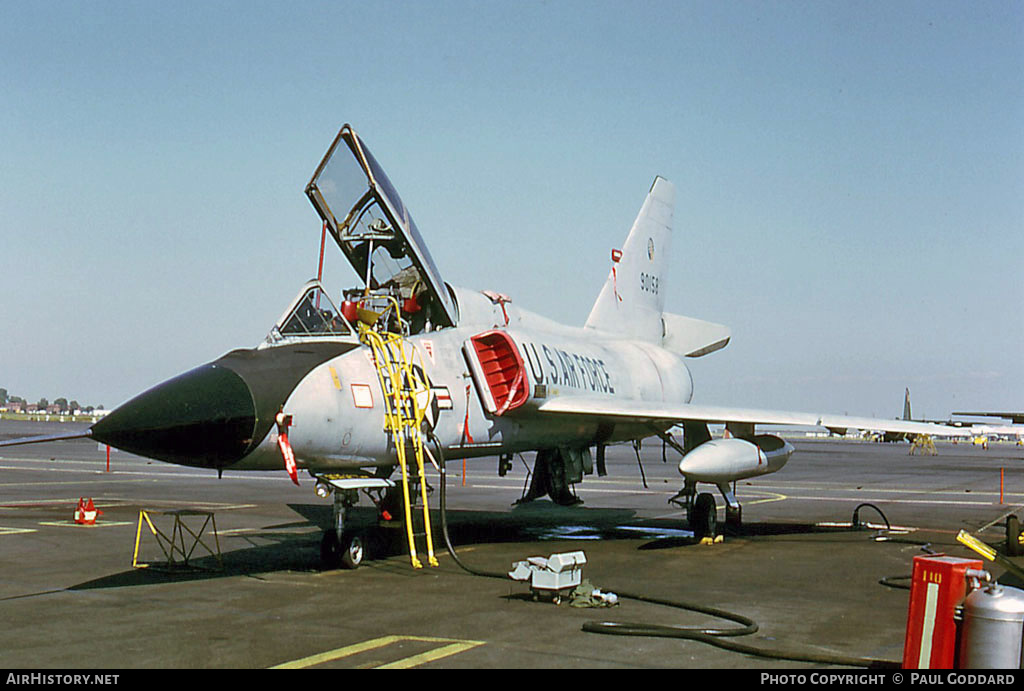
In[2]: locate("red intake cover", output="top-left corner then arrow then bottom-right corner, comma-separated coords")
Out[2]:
469,331 -> 529,415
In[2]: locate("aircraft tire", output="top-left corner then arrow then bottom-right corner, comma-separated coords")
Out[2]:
1008,515 -> 1021,557
691,493 -> 717,539
547,449 -> 583,506
321,529 -> 343,570
340,531 -> 365,570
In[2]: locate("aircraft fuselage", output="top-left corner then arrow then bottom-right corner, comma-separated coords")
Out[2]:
232,286 -> 694,472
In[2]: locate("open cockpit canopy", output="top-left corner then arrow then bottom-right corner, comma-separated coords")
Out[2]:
305,125 -> 458,331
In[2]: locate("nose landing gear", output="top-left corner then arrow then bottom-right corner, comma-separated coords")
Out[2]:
320,488 -> 364,570
314,474 -> 396,570
322,528 -> 365,570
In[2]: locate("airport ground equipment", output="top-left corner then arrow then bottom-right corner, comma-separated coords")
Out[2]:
902,554 -> 983,669
909,435 -> 937,456
959,581 -> 1024,668
956,529 -> 1024,583
509,551 -> 587,604
132,509 -> 222,570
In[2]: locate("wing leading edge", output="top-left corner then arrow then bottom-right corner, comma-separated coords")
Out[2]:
537,396 -> 965,437
0,430 -> 93,448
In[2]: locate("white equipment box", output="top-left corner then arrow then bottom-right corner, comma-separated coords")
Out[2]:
508,551 -> 587,603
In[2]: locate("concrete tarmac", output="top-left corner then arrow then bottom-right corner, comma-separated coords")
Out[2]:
1,419 -> 1022,669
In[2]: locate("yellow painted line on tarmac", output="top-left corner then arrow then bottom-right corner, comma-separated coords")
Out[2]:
376,641 -> 485,669
470,483 -> 665,496
0,527 -> 36,535
733,491 -> 788,507
0,497 -> 98,506
217,528 -> 261,536
654,491 -> 787,520
767,494 -> 1003,507
751,482 -> 1024,499
118,500 -> 257,511
38,521 -> 134,529
270,635 -> 485,669
1,498 -> 253,510
0,478 -> 152,487
218,526 -> 318,537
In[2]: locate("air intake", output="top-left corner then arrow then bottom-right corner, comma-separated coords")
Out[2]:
464,331 -> 529,415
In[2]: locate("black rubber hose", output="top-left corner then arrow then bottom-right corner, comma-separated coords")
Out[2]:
583,609 -> 899,668
853,503 -> 891,530
431,433 -> 899,668
879,575 -> 912,590
585,501 -> 905,667
583,588 -> 899,667
584,589 -> 757,638
431,432 -> 507,580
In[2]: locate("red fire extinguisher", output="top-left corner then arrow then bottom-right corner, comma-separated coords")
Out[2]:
902,554 -> 983,669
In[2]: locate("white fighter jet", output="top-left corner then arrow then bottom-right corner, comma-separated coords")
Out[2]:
2,125 -> 964,568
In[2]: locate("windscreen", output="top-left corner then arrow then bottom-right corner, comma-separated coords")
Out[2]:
278,285 -> 351,338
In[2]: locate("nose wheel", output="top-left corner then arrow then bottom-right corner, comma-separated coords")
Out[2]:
321,529 -> 365,570
320,486 -> 369,570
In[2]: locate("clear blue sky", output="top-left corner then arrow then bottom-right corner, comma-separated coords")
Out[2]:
1,1 -> 1021,419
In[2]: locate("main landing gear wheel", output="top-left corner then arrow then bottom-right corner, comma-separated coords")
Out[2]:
690,492 -> 717,540
321,529 -> 366,570
1008,514 -> 1021,558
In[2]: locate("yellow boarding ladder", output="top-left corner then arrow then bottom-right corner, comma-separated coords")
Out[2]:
359,317 -> 438,569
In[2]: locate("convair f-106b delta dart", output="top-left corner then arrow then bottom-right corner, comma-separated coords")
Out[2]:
3,125 -> 964,569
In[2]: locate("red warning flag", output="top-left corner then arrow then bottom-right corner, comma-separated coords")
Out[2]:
611,249 -> 623,302
278,431 -> 299,486
462,385 -> 475,444
275,413 -> 300,486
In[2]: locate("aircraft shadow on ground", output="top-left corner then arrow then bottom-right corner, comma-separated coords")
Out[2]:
635,521 -> 886,551
68,527 -> 322,591
66,502 -> 889,591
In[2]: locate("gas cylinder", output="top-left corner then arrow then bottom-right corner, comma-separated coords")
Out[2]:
959,583 -> 1024,668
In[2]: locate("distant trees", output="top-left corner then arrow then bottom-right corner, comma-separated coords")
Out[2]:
1,387 -> 99,413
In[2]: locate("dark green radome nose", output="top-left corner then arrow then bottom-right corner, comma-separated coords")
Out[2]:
91,364 -> 257,468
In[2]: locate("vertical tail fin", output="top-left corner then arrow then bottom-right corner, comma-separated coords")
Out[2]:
903,388 -> 912,421
584,177 -> 674,341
